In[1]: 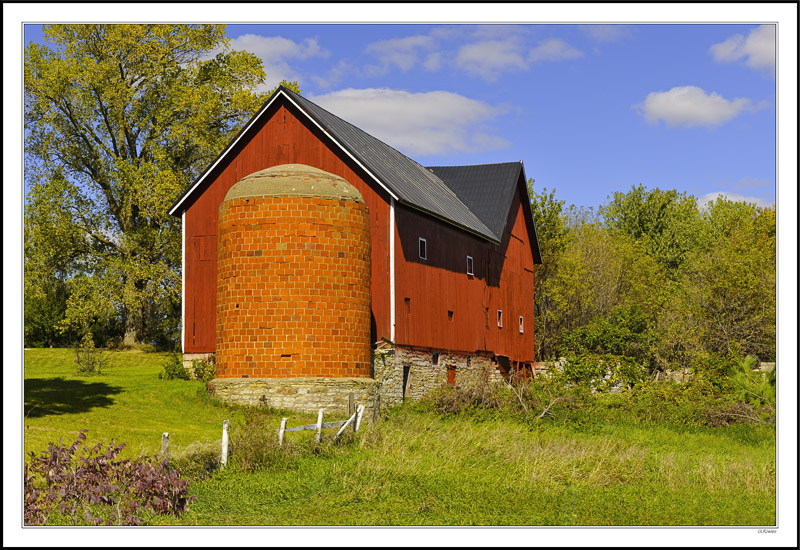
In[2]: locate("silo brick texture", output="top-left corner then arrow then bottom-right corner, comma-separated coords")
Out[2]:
216,165 -> 371,379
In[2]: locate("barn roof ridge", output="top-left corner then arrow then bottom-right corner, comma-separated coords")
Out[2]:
429,160 -> 523,169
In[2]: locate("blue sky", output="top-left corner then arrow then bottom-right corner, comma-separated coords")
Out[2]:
23,22 -> 777,210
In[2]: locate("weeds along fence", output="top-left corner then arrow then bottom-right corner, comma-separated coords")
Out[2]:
158,405 -> 366,468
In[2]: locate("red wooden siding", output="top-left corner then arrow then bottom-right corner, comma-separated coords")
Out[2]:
183,100 -> 391,353
393,179 -> 536,363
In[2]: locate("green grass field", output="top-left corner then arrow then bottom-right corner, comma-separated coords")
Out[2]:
23,348 -> 776,526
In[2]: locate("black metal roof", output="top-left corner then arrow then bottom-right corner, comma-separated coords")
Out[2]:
169,86 -> 541,261
427,162 -> 523,242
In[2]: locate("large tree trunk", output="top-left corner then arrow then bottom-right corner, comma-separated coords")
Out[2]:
122,299 -> 148,347
122,327 -> 139,347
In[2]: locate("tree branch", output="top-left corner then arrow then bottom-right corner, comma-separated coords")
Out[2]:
91,86 -> 121,158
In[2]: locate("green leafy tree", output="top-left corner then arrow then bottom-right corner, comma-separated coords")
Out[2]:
24,24 -> 299,346
544,221 -> 665,361
528,184 -> 570,360
24,279 -> 74,348
679,202 -> 776,361
600,184 -> 708,276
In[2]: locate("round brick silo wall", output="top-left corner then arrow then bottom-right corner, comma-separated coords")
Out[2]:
216,164 -> 371,380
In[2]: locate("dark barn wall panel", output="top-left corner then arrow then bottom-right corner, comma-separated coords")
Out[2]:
183,101 -> 391,353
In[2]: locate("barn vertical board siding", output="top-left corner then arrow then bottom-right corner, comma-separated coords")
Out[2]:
183,100 -> 391,353
393,182 -> 535,363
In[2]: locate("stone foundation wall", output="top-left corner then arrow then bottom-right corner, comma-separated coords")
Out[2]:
208,377 -> 379,416
182,353 -> 214,376
373,345 -> 504,408
200,345 -> 506,414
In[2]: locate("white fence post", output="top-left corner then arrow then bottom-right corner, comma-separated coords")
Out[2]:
355,404 -> 365,432
161,432 -> 169,459
278,417 -> 288,447
315,409 -> 324,443
335,410 -> 358,440
221,419 -> 230,467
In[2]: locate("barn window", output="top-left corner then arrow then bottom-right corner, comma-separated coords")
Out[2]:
497,310 -> 503,328
418,238 -> 427,260
432,352 -> 440,366
519,316 -> 524,334
466,255 -> 474,276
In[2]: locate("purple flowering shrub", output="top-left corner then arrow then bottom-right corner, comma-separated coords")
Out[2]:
24,430 -> 193,525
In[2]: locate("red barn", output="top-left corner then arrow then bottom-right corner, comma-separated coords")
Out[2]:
169,86 -> 542,408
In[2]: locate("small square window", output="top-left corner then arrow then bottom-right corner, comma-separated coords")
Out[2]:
519,316 -> 524,334
497,310 -> 503,328
432,352 -> 439,366
466,255 -> 474,276
418,238 -> 427,260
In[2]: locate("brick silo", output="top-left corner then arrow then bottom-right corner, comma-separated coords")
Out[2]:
216,164 -> 371,380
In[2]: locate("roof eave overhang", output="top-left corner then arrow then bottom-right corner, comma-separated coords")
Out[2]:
517,162 -> 543,265
168,88 -> 283,217
494,161 -> 523,240
398,200 -> 501,245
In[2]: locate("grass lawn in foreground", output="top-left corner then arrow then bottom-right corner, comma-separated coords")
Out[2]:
23,348 -> 318,460
23,349 -> 776,526
175,408 -> 775,526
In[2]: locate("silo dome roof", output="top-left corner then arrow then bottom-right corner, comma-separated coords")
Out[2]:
224,164 -> 364,204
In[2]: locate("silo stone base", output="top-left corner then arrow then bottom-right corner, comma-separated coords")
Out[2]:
207,377 -> 379,416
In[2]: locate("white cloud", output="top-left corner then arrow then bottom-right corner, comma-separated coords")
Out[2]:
634,86 -> 759,128
470,25 -> 530,40
455,39 -> 528,81
230,34 -> 327,61
455,37 -> 582,81
364,35 -> 437,75
696,191 -> 774,210
709,25 -> 775,73
309,59 -> 353,89
578,25 -> 631,43
422,52 -> 443,72
528,38 -> 583,63
213,34 -> 330,90
308,88 -> 510,156
735,177 -> 772,190
428,26 -> 463,41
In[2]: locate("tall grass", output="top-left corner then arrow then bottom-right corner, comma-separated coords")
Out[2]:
24,349 -> 776,526
174,407 -> 775,526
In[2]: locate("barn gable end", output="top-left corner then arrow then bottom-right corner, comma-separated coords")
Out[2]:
177,95 -> 393,353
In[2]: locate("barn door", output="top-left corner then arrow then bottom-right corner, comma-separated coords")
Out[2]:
189,236 -> 216,351
402,366 -> 411,401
